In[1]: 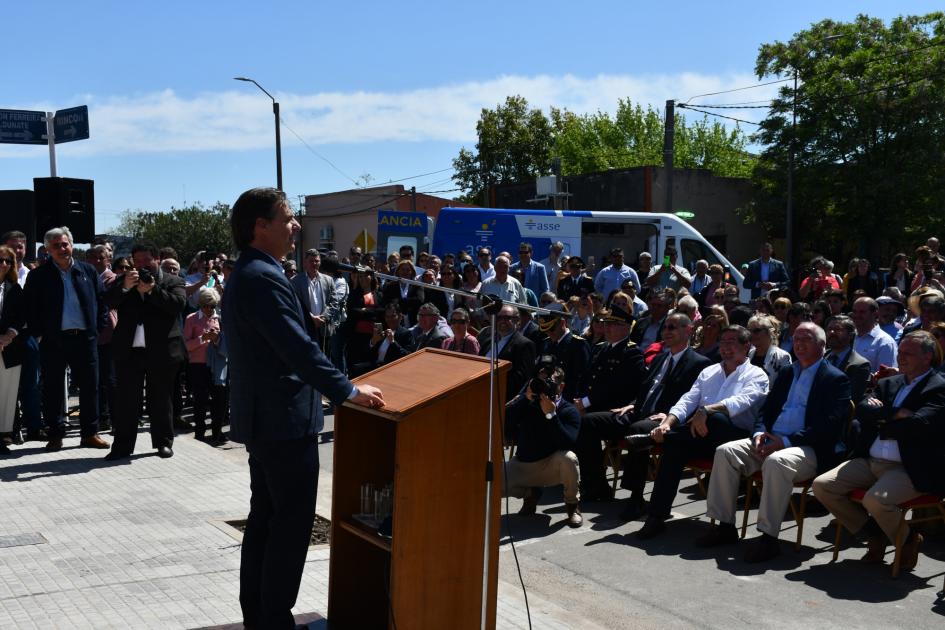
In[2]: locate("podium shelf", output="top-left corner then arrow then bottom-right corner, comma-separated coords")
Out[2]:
339,518 -> 392,553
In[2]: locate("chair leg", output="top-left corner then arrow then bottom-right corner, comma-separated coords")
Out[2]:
741,478 -> 754,539
695,471 -> 707,498
609,446 -> 621,492
832,520 -> 843,562
794,489 -> 809,552
891,512 -> 908,578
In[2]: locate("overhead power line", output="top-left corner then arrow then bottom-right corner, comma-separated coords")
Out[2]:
676,103 -> 761,126
279,119 -> 360,186
684,78 -> 792,103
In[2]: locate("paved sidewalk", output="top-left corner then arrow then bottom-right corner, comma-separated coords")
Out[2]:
0,429 -> 593,630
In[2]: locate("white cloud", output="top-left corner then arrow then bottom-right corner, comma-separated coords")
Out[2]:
0,73 -> 778,157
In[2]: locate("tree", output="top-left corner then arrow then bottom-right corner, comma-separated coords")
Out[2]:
552,100 -> 754,177
746,12 -> 945,262
115,202 -> 232,268
452,96 -> 755,203
452,95 -> 556,203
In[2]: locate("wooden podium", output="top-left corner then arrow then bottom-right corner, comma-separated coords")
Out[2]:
328,348 -> 510,629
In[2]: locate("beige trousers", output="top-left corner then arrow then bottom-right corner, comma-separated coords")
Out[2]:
813,458 -> 920,543
505,451 -> 581,504
706,438 -> 817,537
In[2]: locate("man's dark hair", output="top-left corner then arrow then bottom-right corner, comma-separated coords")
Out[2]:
922,296 -> 945,318
787,302 -> 812,320
828,315 -> 856,341
721,324 -> 751,345
159,246 -> 179,260
1,231 -> 26,243
728,306 -> 753,328
131,242 -> 160,258
231,187 -> 287,252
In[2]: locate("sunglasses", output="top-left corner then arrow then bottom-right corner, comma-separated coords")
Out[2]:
478,253 -> 490,257
749,327 -> 767,334
0,258 -> 13,265
115,265 -> 131,271
449,319 -> 468,324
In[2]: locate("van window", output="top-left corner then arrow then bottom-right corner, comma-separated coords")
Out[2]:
681,238 -> 724,273
582,221 -> 658,274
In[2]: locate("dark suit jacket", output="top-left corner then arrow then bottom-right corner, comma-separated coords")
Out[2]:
369,325 -> 414,366
583,337 -> 647,411
556,274 -> 595,301
412,325 -> 450,352
222,247 -> 353,444
105,269 -> 188,366
24,258 -> 100,344
835,349 -> 871,403
540,332 -> 592,401
0,281 -> 26,367
381,281 -> 425,324
635,348 -> 712,417
853,371 -> 945,494
743,257 -> 790,298
290,272 -> 338,341
480,330 -> 536,402
755,361 -> 851,473
630,314 -> 664,346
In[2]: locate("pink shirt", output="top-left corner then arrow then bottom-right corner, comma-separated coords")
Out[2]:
183,310 -> 220,364
441,333 -> 480,356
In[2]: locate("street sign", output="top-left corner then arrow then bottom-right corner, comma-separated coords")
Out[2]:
0,109 -> 47,145
53,105 -> 89,144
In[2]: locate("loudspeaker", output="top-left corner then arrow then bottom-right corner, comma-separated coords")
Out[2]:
0,189 -> 37,259
33,177 -> 95,243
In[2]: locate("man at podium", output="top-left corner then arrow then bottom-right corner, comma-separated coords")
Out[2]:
505,367 -> 583,527
224,187 -> 385,630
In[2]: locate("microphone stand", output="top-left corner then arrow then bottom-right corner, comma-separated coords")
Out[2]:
367,269 -> 548,630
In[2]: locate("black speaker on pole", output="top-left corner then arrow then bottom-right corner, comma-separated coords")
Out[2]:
33,177 -> 95,243
0,190 -> 37,260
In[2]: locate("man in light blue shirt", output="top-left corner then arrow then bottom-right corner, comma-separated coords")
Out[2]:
509,242 -> 549,296
699,322 -> 852,563
851,297 -> 898,371
594,247 -> 640,299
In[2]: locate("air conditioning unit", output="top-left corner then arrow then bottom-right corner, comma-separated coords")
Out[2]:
536,175 -> 557,196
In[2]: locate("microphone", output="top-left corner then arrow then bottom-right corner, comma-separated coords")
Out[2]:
319,258 -> 372,275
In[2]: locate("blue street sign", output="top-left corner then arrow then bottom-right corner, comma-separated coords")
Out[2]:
0,109 -> 47,145
54,105 -> 89,144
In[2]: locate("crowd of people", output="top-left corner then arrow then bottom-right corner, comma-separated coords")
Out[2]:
1,225 -> 942,575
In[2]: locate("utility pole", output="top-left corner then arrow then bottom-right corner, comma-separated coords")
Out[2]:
663,99 -> 675,214
551,157 -> 561,211
785,69 -> 798,276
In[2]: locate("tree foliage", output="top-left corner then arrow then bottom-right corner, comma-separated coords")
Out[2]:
746,12 -> 945,260
452,96 -> 755,203
115,202 -> 232,267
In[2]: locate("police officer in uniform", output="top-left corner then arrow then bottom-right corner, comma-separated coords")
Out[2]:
536,307 -> 591,402
572,307 -> 647,500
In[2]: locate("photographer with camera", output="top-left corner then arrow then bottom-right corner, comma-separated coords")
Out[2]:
104,243 -> 187,460
798,257 -> 839,302
505,367 -> 583,527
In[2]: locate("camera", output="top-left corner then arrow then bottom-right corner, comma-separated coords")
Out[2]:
137,267 -> 153,283
528,376 -> 557,397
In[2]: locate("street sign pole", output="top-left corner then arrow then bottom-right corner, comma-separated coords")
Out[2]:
45,112 -> 57,177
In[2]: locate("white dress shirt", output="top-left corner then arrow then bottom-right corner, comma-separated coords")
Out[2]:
669,358 -> 769,431
869,369 -> 932,463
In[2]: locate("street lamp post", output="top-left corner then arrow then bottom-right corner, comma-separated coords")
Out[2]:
234,77 -> 283,191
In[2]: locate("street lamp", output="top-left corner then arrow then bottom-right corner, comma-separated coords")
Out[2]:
234,76 -> 283,191
785,34 -> 840,275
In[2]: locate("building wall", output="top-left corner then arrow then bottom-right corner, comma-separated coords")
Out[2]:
302,185 -> 471,256
491,166 -> 766,267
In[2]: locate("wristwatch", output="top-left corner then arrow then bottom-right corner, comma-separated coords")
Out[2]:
545,411 -> 555,420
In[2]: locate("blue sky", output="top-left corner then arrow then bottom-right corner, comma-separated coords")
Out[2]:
1,0 -> 939,233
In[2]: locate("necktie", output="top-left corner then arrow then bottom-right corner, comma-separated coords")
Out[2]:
640,356 -> 675,417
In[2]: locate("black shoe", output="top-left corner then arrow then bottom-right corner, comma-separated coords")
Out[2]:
636,516 -> 667,540
209,434 -> 228,445
194,433 -> 207,442
743,534 -> 781,563
157,446 -> 174,459
619,498 -> 648,522
104,450 -> 131,462
25,428 -> 48,442
626,434 -> 654,452
695,523 -> 739,548
0,443 -> 10,454
11,432 -> 23,445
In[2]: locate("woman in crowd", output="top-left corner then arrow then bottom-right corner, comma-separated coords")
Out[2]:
426,263 -> 461,320
811,301 -> 831,328
675,294 -> 701,324
112,256 -> 132,274
183,289 -> 225,442
747,313 -> 791,381
609,291 -> 634,316
381,259 -> 425,325
569,294 -> 593,336
693,307 -> 727,363
885,253 -> 912,293
846,258 -> 881,301
345,271 -> 382,370
442,307 -> 480,355
799,257 -> 839,302
0,246 -> 24,453
697,264 -> 728,307
772,296 -> 792,323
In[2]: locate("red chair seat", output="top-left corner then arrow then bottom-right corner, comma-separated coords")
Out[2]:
686,457 -> 713,471
850,488 -> 944,508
